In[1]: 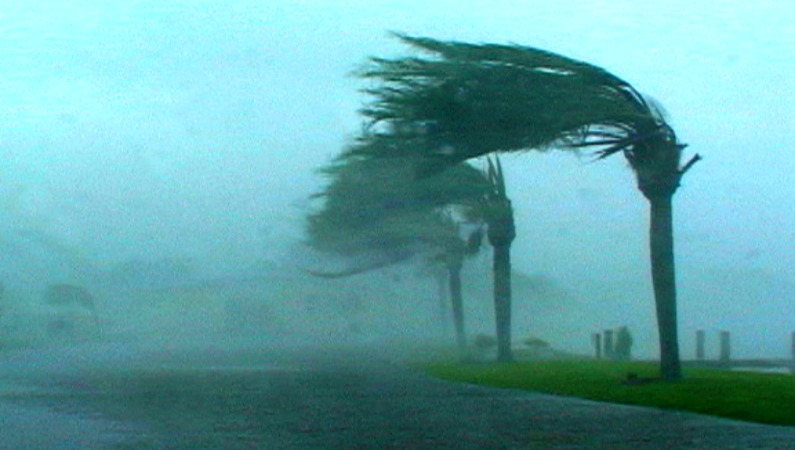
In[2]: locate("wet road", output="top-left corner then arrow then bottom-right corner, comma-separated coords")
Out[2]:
1,342 -> 794,449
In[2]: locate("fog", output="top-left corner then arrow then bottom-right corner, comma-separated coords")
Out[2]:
1,1 -> 793,361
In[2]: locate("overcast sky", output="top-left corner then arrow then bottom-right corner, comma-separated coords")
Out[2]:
1,1 -> 792,356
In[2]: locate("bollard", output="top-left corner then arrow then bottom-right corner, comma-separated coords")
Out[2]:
603,329 -> 614,360
789,331 -> 795,375
719,331 -> 731,364
791,332 -> 795,374
696,330 -> 705,360
791,331 -> 794,360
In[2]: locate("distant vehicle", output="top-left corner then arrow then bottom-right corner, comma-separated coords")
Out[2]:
42,284 -> 100,340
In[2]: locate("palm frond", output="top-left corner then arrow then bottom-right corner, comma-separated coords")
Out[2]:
306,136 -> 491,269
305,252 -> 413,279
356,34 -> 690,180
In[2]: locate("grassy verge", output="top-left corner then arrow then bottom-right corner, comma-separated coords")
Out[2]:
423,360 -> 795,426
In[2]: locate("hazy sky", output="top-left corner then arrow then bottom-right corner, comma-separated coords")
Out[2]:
1,1 -> 792,356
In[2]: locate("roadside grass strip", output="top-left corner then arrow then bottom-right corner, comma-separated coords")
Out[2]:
423,360 -> 795,426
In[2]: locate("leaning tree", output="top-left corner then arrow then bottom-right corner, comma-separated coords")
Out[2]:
355,34 -> 700,380
307,143 -> 489,354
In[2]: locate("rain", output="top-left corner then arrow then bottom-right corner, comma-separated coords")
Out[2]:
0,1 -> 793,447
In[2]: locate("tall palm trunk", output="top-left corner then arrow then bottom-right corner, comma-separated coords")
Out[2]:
492,243 -> 513,362
447,261 -> 466,355
636,148 -> 697,380
648,194 -> 681,380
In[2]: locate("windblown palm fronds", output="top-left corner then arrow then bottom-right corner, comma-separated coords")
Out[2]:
355,33 -> 699,194
306,136 -> 490,274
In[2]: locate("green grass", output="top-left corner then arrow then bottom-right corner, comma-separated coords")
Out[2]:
423,360 -> 795,426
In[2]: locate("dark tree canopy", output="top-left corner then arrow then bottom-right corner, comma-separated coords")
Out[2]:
354,33 -> 698,195
306,137 -> 490,275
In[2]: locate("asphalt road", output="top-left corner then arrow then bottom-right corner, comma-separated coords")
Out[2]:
1,342 -> 794,449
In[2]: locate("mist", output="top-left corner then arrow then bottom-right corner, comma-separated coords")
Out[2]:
1,0 -> 793,365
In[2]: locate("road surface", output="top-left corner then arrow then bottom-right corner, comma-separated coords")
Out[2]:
1,341 -> 794,449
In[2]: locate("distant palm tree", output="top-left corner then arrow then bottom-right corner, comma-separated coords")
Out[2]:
424,211 -> 483,353
355,34 -> 701,380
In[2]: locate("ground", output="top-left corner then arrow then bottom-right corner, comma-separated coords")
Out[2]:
1,341 -> 794,449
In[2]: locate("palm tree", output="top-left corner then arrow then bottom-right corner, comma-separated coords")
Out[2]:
423,211 -> 483,353
307,143 -> 489,354
355,34 -> 701,380
482,157 -> 515,362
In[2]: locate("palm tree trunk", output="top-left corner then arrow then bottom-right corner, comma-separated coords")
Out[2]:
434,270 -> 449,334
493,244 -> 513,362
648,194 -> 682,380
447,262 -> 466,355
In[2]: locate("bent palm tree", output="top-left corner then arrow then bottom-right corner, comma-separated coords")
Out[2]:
307,143 -> 489,354
356,34 -> 700,380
